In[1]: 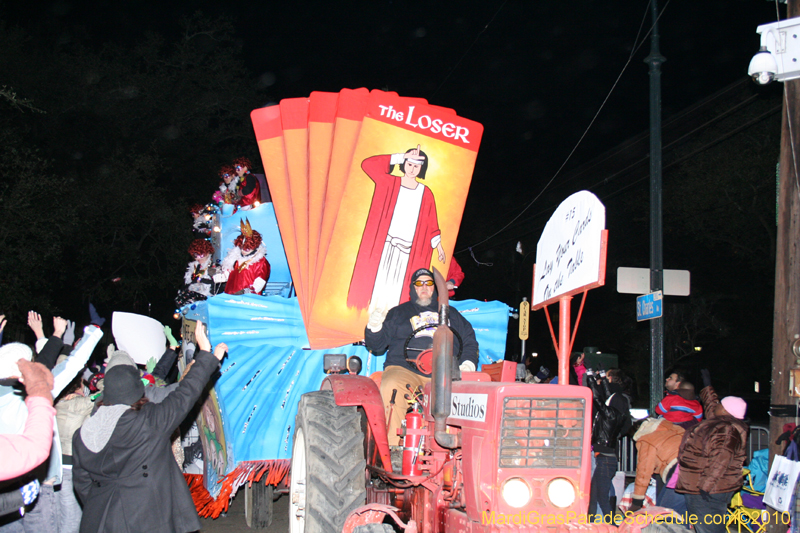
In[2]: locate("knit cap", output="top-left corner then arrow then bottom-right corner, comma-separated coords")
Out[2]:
102,365 -> 144,406
0,343 -> 34,379
105,348 -> 137,372
720,396 -> 747,419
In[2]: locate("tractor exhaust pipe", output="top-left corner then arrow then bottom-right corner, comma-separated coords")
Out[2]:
431,267 -> 458,449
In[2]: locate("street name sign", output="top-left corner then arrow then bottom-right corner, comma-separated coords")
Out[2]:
519,300 -> 530,340
636,291 -> 663,322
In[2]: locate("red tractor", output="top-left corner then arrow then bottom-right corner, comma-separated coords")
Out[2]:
289,270 -> 594,533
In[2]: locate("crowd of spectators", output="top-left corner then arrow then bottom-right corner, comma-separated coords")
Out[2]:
524,351 -> 753,530
0,308 -> 226,533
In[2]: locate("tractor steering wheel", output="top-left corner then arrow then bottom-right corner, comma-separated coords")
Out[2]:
402,324 -> 463,375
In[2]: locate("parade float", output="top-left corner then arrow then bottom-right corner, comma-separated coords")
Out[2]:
176,89 -> 514,528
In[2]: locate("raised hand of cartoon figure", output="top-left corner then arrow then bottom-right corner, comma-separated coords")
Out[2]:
437,242 -> 446,263
403,144 -> 425,163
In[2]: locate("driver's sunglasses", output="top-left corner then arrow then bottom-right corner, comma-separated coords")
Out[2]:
413,280 -> 434,287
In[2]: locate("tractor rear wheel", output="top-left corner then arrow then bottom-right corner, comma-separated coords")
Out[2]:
289,391 -> 366,533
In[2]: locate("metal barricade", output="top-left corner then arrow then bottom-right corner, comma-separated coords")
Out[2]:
618,435 -> 637,476
747,425 -> 769,464
617,424 -> 770,474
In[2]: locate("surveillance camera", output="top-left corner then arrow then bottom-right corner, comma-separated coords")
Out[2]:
748,46 -> 778,85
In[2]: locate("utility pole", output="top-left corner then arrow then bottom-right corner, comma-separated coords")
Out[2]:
768,1 -> 800,528
645,0 -> 665,414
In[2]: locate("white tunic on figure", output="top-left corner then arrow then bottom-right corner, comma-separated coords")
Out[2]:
369,183 -> 426,310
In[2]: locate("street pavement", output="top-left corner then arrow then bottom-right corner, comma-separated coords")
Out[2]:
200,491 -> 289,532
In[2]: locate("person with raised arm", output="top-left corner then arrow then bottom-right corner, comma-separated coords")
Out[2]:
72,322 -> 227,533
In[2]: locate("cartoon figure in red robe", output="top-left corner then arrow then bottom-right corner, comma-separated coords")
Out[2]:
347,145 -> 445,312
222,219 -> 270,295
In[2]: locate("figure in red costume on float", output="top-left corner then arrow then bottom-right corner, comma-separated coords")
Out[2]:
222,219 -> 271,295
233,157 -> 261,211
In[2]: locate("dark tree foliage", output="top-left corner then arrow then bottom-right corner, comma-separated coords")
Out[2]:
0,143 -> 71,316
0,13 -> 266,335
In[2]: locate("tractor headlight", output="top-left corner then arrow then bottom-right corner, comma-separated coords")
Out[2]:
501,478 -> 531,508
546,478 -> 576,508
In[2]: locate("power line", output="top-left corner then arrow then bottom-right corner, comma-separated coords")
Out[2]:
430,0 -> 508,100
465,102 -> 781,253
463,77 -> 760,243
458,0 -> 667,254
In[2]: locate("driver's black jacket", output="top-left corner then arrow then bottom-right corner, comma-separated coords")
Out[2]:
364,299 -> 479,377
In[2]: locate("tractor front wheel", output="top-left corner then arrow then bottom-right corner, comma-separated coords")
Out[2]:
289,391 -> 366,533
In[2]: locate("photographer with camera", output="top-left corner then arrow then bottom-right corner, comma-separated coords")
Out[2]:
586,368 -> 633,519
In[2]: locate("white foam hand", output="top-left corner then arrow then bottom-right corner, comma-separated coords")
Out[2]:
367,306 -> 387,333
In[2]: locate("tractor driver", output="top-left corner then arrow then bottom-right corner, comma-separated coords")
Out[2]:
364,268 -> 479,450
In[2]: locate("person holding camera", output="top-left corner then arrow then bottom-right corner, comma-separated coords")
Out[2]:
586,368 -> 633,519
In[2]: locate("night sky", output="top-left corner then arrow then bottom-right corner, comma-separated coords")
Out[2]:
4,0 -> 781,175
1,0 -> 786,409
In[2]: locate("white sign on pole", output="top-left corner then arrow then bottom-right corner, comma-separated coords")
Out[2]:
532,191 -> 606,308
617,267 -> 691,296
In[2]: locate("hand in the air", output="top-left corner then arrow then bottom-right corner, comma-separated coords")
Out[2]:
17,359 -> 54,402
701,369 -> 712,389
194,322 -> 211,352
27,311 -> 44,340
213,343 -> 228,362
53,317 -> 68,338
367,306 -> 388,333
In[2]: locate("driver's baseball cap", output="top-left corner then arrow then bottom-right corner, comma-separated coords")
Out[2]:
411,268 -> 434,284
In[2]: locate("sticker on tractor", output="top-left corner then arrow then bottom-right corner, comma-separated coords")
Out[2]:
450,393 -> 488,421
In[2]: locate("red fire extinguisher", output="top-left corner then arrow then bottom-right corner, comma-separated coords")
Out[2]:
402,409 -> 424,476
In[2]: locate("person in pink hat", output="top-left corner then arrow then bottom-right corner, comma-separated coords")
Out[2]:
675,369 -> 748,533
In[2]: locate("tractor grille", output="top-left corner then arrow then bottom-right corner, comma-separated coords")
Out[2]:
499,397 -> 585,469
